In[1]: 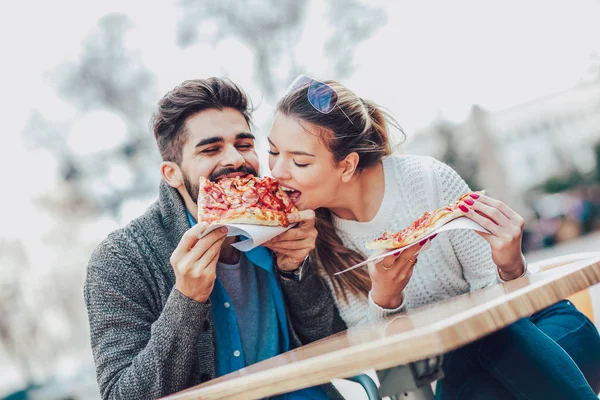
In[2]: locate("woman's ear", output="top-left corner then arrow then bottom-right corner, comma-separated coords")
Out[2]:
160,161 -> 183,188
340,152 -> 359,183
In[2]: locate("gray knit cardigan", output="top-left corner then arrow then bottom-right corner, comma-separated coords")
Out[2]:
84,180 -> 346,399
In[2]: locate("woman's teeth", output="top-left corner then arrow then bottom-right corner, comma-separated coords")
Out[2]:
281,186 -> 301,203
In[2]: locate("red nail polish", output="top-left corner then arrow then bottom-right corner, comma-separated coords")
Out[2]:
419,239 -> 427,246
431,234 -> 437,239
464,198 -> 474,206
470,193 -> 480,199
459,204 -> 469,213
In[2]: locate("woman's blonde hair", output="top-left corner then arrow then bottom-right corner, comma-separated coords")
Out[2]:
275,79 -> 405,301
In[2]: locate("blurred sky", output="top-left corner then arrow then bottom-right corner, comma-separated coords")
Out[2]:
2,0 -> 600,235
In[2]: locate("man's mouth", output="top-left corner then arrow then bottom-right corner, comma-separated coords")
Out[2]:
280,184 -> 302,204
210,165 -> 258,183
214,172 -> 253,183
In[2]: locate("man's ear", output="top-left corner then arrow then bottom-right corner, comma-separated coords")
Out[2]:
340,152 -> 359,183
161,161 -> 183,189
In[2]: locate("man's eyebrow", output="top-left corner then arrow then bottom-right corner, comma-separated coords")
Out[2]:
195,137 -> 224,148
267,137 -> 315,157
236,132 -> 255,140
195,133 -> 254,148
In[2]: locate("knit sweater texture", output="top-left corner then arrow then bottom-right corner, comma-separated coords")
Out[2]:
323,155 -> 499,327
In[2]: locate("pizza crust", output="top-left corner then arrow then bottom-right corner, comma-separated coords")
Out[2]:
364,238 -> 402,250
365,212 -> 461,250
217,208 -> 288,227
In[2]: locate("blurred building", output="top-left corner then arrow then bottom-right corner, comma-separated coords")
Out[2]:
405,81 -> 600,219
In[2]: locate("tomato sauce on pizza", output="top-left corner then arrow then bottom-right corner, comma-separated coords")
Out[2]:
198,175 -> 298,227
366,191 -> 484,250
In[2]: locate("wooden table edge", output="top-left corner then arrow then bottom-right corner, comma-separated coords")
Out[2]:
163,256 -> 600,400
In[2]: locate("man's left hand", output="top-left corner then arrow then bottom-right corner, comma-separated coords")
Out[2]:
263,210 -> 317,271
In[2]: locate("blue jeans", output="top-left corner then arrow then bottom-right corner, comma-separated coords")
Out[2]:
436,300 -> 600,399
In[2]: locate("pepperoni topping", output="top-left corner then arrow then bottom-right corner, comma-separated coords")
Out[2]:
198,175 -> 297,223
241,187 -> 259,206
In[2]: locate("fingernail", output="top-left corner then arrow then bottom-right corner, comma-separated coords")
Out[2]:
459,204 -> 469,213
393,250 -> 402,257
470,193 -> 480,199
431,234 -> 437,239
221,227 -> 228,233
287,215 -> 296,222
419,239 -> 428,246
464,198 -> 474,206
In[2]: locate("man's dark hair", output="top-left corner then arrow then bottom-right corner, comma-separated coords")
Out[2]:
151,77 -> 253,164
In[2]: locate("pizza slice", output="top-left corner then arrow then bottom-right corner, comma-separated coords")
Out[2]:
197,175 -> 298,227
365,190 -> 485,250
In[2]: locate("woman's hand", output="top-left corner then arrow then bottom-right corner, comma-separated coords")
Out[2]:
369,238 -> 431,309
263,210 -> 317,272
458,193 -> 526,280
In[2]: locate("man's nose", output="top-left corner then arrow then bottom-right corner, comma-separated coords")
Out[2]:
221,145 -> 245,169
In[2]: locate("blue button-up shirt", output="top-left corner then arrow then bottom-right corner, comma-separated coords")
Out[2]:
186,212 -> 329,400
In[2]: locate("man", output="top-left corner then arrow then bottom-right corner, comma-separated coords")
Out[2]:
84,78 -> 346,399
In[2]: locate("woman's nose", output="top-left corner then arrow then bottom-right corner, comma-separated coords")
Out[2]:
270,158 -> 291,180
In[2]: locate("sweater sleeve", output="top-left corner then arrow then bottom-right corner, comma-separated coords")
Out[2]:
430,160 -> 498,291
84,238 -> 211,400
365,291 -> 406,323
280,258 -> 347,344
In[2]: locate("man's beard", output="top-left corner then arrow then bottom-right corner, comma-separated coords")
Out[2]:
183,165 -> 258,204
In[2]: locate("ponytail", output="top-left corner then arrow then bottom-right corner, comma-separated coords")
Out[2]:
312,208 -> 371,301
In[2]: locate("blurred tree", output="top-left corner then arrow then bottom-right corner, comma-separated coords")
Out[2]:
595,142 -> 600,182
0,239 -> 37,385
433,120 -> 481,191
25,13 -> 160,219
57,14 -> 156,132
9,13 -> 161,388
541,172 -> 584,194
323,0 -> 386,79
585,51 -> 600,82
176,0 -> 386,102
535,142 -> 598,194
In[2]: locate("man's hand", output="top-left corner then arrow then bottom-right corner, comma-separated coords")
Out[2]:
263,210 -> 317,272
170,222 -> 228,303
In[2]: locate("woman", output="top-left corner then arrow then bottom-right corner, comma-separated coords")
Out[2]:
265,75 -> 600,399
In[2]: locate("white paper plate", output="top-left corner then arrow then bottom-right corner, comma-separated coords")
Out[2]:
199,222 -> 296,252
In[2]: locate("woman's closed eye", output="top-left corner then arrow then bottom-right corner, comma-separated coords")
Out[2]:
268,149 -> 308,167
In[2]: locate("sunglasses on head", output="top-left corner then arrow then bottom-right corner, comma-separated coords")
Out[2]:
285,75 -> 338,114
284,75 -> 354,126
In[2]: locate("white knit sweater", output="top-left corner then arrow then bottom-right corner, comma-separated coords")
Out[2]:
320,155 -> 500,328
